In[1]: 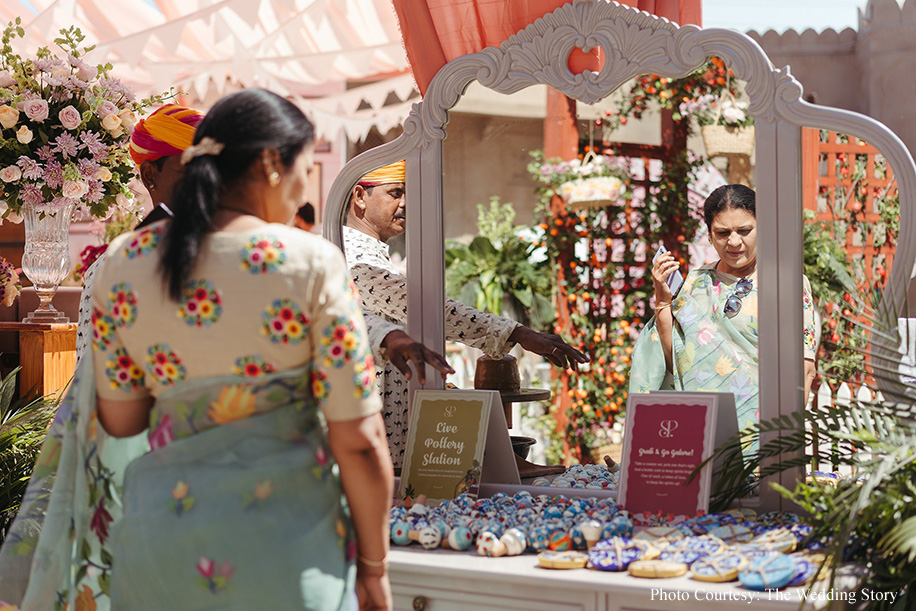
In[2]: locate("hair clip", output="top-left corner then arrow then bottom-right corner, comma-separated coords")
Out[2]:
180,137 -> 225,165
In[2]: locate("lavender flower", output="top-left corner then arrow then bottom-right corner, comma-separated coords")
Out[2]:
20,183 -> 43,207
52,133 -> 80,158
44,160 -> 63,190
79,130 -> 107,160
85,179 -> 104,204
99,77 -> 135,102
36,145 -> 54,162
17,156 -> 42,180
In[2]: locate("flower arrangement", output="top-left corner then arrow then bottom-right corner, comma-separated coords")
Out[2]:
602,57 -> 743,130
680,92 -> 752,129
0,18 -> 172,219
0,257 -> 19,306
529,150 -> 630,210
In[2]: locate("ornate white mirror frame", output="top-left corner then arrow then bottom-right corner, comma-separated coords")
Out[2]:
325,0 -> 916,510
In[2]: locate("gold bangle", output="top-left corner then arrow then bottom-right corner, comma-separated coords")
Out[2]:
357,555 -> 389,568
655,302 -> 672,310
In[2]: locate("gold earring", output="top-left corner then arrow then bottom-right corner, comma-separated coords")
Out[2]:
268,171 -> 280,187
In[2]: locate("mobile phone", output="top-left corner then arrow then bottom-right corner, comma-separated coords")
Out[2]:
652,244 -> 685,296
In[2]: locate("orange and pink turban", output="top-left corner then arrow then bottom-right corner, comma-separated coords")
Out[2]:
358,160 -> 405,186
129,104 -> 205,166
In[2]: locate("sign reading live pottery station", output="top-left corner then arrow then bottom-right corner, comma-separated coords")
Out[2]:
398,390 -> 501,505
618,392 -> 737,519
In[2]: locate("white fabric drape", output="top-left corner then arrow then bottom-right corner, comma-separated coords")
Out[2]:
4,0 -> 413,140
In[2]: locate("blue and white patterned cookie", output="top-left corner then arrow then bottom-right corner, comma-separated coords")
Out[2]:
752,527 -> 797,553
787,557 -> 820,587
690,552 -> 748,582
589,537 -> 651,571
709,524 -> 754,544
738,553 -> 796,591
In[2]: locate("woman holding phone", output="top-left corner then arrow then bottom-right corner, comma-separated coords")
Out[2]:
629,185 -> 817,446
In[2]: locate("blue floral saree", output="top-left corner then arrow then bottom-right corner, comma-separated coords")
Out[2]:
629,263 -> 816,454
0,361 -> 355,611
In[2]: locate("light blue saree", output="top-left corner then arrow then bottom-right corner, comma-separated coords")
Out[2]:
0,361 -> 355,611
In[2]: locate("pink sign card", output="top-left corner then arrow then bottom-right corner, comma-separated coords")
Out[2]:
617,394 -> 720,520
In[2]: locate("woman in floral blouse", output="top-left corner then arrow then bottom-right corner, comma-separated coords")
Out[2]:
0,90 -> 392,610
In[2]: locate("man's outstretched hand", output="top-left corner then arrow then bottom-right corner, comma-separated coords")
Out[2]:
509,326 -> 590,370
381,330 -> 454,385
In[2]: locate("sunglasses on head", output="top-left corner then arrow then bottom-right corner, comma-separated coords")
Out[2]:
724,277 -> 753,319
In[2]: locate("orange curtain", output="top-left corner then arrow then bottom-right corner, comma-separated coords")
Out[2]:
392,0 -> 703,95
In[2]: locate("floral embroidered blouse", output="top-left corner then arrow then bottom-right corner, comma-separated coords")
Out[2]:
91,221 -> 380,423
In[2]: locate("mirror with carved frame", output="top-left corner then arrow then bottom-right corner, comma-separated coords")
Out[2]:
325,0 -> 916,511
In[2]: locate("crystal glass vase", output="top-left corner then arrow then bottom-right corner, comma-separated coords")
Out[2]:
21,202 -> 75,323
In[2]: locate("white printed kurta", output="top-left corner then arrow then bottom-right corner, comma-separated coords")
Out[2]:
343,226 -> 520,467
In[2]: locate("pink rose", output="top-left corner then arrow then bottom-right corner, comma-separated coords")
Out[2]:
77,63 -> 97,82
0,70 -> 14,87
96,100 -> 118,118
61,180 -> 89,199
0,166 -> 21,183
58,105 -> 81,130
23,99 -> 49,123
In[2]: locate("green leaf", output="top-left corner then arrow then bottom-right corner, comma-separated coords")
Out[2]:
478,269 -> 496,290
468,236 -> 498,259
98,571 -> 111,595
511,288 -> 533,308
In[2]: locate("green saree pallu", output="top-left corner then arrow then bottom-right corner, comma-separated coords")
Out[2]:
0,362 -> 356,611
629,266 -> 760,452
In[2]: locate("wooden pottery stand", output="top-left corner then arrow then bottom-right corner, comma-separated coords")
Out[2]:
496,387 -> 567,479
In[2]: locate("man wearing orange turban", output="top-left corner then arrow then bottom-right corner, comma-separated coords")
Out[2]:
129,104 -> 205,227
344,161 -> 588,468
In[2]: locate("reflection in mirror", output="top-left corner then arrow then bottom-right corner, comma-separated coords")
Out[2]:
438,58 -> 791,471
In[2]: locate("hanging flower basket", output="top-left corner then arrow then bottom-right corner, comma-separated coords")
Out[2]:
701,124 -> 756,158
559,175 -> 624,209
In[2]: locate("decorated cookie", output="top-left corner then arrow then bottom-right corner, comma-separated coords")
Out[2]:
731,544 -> 779,562
724,508 -> 757,522
634,526 -> 685,547
709,524 -> 754,544
738,553 -> 796,591
666,535 -> 726,555
787,557 -> 820,587
753,527 -> 797,553
538,551 -> 589,569
690,552 -> 748,582
589,537 -> 651,572
628,559 -> 689,579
